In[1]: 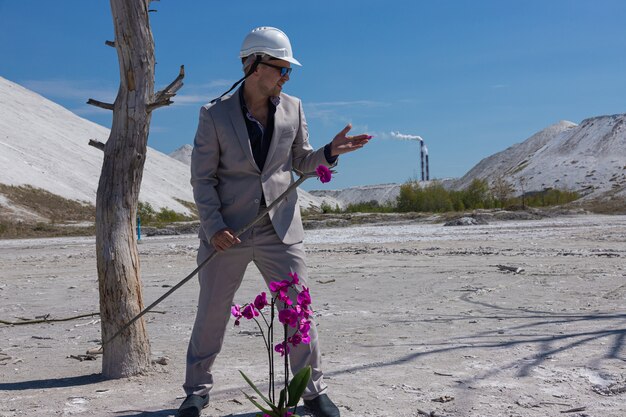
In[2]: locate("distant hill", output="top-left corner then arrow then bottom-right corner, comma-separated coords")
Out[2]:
169,144 -> 193,166
309,183 -> 404,208
449,114 -> 626,201
0,76 -> 194,222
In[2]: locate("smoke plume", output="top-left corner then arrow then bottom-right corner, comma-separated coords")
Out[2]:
390,131 -> 423,141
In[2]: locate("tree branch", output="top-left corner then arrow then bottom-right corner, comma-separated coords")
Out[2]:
89,139 -> 106,151
105,40 -> 116,48
147,99 -> 173,112
0,312 -> 100,326
149,65 -> 185,111
87,98 -> 114,110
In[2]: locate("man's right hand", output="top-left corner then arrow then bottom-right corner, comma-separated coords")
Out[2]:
210,228 -> 241,251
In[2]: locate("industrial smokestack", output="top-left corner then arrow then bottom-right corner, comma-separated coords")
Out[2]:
390,131 -> 427,182
424,145 -> 429,181
420,139 -> 425,181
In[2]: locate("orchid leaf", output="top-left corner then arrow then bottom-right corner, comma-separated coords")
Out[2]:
278,387 -> 286,410
241,390 -> 276,416
287,365 -> 312,407
239,370 -> 278,412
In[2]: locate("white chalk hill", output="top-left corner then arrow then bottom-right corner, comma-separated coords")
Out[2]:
450,115 -> 626,200
169,143 -> 193,166
0,76 -> 194,221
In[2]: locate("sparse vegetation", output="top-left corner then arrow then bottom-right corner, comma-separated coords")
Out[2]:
137,201 -> 195,227
344,200 -> 395,213
0,184 -> 95,222
508,160 -> 529,175
307,178 -> 581,216
0,185 -> 196,238
174,198 -> 199,217
319,202 -> 340,214
0,184 -> 96,238
319,200 -> 395,214
0,221 -> 95,239
519,188 -> 580,207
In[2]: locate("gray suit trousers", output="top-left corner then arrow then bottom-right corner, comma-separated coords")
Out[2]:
183,215 -> 327,400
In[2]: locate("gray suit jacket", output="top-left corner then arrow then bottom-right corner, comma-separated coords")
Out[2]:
190,89 -> 332,245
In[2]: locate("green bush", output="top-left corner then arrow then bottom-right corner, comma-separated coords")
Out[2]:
319,202 -> 341,214
396,181 -> 455,212
395,179 -> 577,213
344,200 -> 395,213
511,188 -> 579,208
137,201 -> 193,226
137,201 -> 157,224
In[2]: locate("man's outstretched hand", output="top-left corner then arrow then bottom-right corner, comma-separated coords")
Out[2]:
330,124 -> 373,157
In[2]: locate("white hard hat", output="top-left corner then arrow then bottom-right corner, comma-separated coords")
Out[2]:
240,26 -> 302,66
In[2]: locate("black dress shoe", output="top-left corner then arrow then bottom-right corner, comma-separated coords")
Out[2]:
176,394 -> 209,417
303,394 -> 340,417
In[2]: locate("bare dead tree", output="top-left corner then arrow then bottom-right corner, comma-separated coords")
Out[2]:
89,0 -> 183,378
519,176 -> 527,210
491,175 -> 514,207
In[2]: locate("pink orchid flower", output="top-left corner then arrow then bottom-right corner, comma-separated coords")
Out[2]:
254,292 -> 268,310
242,304 -> 259,320
297,286 -> 311,308
270,279 -> 293,306
231,304 -> 242,326
288,333 -> 302,347
278,308 -> 299,328
288,271 -> 299,286
274,341 -> 290,356
316,165 -> 332,183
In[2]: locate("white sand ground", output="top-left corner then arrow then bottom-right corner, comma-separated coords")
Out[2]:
1,214 -> 625,417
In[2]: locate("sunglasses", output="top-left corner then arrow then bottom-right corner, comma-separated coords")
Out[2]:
259,62 -> 292,77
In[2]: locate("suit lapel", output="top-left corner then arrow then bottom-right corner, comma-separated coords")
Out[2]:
264,102 -> 284,172
226,90 -> 261,172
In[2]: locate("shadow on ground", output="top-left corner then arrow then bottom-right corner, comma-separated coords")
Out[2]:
329,297 -> 626,383
0,373 -> 104,390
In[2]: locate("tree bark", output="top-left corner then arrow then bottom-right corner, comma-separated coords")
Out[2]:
96,0 -> 154,378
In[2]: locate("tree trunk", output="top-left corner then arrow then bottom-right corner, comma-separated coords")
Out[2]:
96,0 -> 154,378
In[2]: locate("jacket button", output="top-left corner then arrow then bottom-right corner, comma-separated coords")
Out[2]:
254,199 -> 260,204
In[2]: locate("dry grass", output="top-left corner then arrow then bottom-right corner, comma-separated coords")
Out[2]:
0,184 -> 95,222
571,198 -> 626,214
0,184 -> 95,239
0,221 -> 95,239
173,198 -> 199,218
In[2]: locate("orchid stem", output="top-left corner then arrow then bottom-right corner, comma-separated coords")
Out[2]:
284,301 -> 289,406
251,316 -> 269,352
270,298 -> 275,403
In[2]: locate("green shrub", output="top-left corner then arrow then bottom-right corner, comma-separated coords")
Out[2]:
396,181 -> 455,212
137,201 -> 194,226
344,200 -> 395,213
511,188 -> 580,207
137,201 -> 157,224
320,202 -> 341,214
395,179 -> 577,213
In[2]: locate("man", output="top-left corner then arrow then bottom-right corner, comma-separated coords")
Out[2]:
178,26 -> 371,417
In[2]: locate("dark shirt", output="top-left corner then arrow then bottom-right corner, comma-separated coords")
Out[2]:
239,85 -> 277,171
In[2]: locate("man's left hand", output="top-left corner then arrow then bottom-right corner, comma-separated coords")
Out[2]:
330,123 -> 372,157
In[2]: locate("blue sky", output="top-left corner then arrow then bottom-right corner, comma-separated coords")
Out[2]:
1,1 -> 625,190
